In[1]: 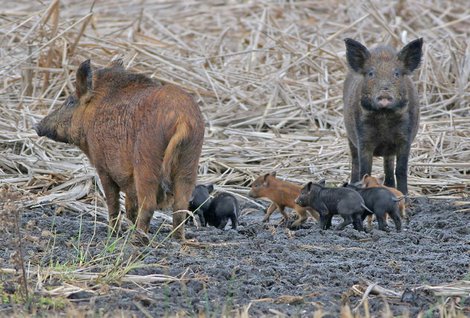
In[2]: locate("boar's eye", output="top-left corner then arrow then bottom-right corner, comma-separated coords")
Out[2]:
393,69 -> 401,78
367,69 -> 375,78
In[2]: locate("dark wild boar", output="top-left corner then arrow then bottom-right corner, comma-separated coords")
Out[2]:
344,183 -> 402,232
188,184 -> 240,229
361,174 -> 407,221
248,172 -> 319,228
343,38 -> 423,195
35,59 -> 205,240
295,182 -> 366,231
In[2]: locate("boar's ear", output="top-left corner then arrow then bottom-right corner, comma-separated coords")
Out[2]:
76,59 -> 93,100
398,38 -> 423,73
344,38 -> 370,73
271,171 -> 277,178
317,179 -> 326,186
206,184 -> 214,194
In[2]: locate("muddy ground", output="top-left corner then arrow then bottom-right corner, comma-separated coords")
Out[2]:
1,195 -> 469,317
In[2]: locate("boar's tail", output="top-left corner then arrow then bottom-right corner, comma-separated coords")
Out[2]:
361,203 -> 374,214
158,120 -> 190,203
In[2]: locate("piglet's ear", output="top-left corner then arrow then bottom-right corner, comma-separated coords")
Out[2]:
108,58 -> 124,69
306,181 -> 313,192
76,59 -> 93,100
398,38 -> 423,74
344,38 -> 370,73
206,184 -> 214,194
318,179 -> 326,186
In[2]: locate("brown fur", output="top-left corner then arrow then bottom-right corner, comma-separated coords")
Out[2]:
248,172 -> 319,227
35,59 -> 205,240
361,174 -> 407,227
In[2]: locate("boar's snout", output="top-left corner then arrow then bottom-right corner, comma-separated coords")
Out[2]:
294,196 -> 304,206
376,93 -> 394,108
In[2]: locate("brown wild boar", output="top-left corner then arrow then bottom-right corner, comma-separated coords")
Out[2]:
343,38 -> 423,195
361,174 -> 407,225
35,59 -> 205,240
248,172 -> 319,228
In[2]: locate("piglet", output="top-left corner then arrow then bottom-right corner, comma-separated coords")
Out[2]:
295,181 -> 366,231
344,183 -> 402,232
249,172 -> 319,228
189,184 -> 239,230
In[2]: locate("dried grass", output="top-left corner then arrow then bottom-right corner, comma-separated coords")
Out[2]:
0,1 -> 468,216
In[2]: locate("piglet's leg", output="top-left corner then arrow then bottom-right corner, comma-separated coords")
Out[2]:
291,207 -> 308,228
230,214 -> 238,229
217,218 -> 229,230
336,215 -> 353,230
97,170 -> 121,234
262,202 -> 278,222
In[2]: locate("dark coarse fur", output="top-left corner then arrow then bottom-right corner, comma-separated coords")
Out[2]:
204,192 -> 240,230
344,183 -> 401,232
343,38 -> 423,195
188,184 -> 239,230
295,182 -> 365,231
188,184 -> 214,226
35,59 -> 205,240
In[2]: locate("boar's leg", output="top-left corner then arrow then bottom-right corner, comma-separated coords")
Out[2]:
383,156 -> 395,187
348,139 -> 360,182
135,179 -> 158,234
358,144 -> 373,184
124,188 -> 138,224
395,145 -> 410,195
262,202 -> 278,222
98,171 -> 121,234
172,179 -> 196,240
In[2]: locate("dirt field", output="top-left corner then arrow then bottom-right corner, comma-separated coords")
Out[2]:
1,195 -> 469,317
1,0 -> 469,317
